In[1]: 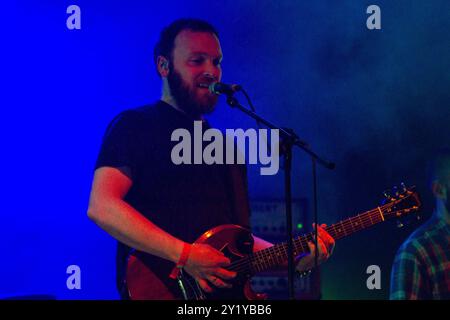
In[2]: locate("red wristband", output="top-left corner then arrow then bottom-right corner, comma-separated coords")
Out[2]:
169,243 -> 192,279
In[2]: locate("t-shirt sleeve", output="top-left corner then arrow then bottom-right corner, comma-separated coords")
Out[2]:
95,110 -> 140,177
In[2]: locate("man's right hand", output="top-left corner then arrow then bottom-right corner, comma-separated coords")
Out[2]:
183,243 -> 236,293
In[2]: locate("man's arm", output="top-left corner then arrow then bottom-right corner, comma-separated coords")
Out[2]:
87,166 -> 235,292
88,166 -> 187,262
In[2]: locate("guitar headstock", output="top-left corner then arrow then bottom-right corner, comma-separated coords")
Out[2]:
381,183 -> 421,220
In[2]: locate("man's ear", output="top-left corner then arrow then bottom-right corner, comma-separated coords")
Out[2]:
157,56 -> 170,77
432,181 -> 446,199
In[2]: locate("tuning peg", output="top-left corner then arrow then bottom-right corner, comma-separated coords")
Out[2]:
383,190 -> 392,199
400,182 -> 407,193
392,186 -> 400,197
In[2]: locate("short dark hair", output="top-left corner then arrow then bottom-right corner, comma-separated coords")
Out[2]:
153,18 -> 219,76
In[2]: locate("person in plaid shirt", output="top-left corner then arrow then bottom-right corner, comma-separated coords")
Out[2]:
390,149 -> 450,300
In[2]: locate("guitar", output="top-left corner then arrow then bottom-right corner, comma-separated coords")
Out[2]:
126,185 -> 421,300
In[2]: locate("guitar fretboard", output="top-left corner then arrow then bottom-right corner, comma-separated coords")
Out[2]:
228,198 -> 418,275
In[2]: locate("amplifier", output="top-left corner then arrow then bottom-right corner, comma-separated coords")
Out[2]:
249,198 -> 320,299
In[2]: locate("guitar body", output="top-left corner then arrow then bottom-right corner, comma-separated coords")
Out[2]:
125,186 -> 420,300
126,224 -> 266,300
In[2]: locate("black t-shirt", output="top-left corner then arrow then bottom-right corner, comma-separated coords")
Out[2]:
95,100 -> 250,295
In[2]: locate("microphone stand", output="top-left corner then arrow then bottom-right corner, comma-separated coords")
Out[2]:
225,95 -> 335,300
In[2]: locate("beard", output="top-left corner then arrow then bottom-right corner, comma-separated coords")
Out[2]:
167,67 -> 218,118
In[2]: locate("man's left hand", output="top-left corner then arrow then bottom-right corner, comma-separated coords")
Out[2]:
295,224 -> 335,273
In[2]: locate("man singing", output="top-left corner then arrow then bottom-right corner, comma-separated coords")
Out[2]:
87,18 -> 335,299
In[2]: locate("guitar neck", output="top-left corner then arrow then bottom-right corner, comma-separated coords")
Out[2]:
247,206 -> 394,274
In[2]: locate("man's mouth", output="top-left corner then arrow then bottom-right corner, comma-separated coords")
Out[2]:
197,83 -> 211,89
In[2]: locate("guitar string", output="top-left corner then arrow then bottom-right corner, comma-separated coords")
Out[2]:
228,208 -> 385,272
227,216 -> 381,274
228,212 -> 383,273
184,211 -> 381,297
181,197 -> 414,293
225,196 -> 416,273
226,205 -> 400,273
184,272 -> 205,300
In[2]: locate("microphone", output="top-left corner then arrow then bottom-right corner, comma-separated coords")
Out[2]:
208,82 -> 242,96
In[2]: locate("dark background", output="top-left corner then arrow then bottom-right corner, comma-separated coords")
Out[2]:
1,0 -> 449,299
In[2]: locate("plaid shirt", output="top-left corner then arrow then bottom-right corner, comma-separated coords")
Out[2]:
390,216 -> 450,300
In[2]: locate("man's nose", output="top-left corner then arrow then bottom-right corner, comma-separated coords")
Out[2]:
203,61 -> 220,80
202,72 -> 218,82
